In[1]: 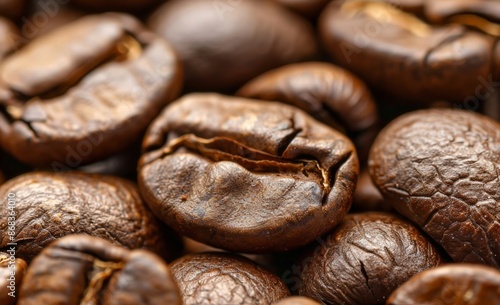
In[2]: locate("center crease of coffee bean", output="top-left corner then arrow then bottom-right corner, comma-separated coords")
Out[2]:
1,34 -> 143,117
157,134 -> 333,198
80,259 -> 124,305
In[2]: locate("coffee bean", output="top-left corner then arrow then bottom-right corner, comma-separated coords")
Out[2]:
369,109 -> 500,267
18,235 -> 181,305
0,13 -> 182,167
237,61 -> 380,161
298,212 -> 443,305
319,0 -> 496,103
238,62 -> 378,134
139,93 -> 358,253
148,0 -> 317,91
171,252 -> 290,305
387,264 -> 500,305
0,171 -> 181,261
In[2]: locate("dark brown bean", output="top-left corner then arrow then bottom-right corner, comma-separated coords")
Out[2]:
237,61 -> 379,161
139,93 -> 358,253
0,13 -> 182,167
238,62 -> 378,135
0,171 -> 181,261
298,212 -> 444,305
369,109 -> 500,267
18,235 -> 181,305
148,0 -> 316,91
387,264 -> 500,305
171,252 -> 290,305
319,0 -> 495,103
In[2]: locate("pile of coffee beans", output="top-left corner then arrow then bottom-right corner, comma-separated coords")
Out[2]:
0,1 -> 499,304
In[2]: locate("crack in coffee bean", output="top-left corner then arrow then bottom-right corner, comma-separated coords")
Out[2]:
139,93 -> 358,253
150,134 -> 331,199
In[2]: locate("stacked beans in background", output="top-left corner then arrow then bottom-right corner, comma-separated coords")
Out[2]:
0,0 -> 499,304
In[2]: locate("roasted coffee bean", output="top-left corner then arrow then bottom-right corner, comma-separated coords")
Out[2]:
237,62 -> 379,161
319,0 -> 496,103
387,264 -> 500,305
71,0 -> 164,11
238,62 -> 378,136
0,17 -> 20,59
139,93 -> 358,253
171,252 -> 290,305
18,235 -> 181,305
0,171 -> 181,262
270,0 -> 330,19
0,252 -> 27,305
369,109 -> 500,267
0,13 -> 182,167
352,169 -> 390,212
148,0 -> 316,91
272,297 -> 322,305
298,212 -> 443,305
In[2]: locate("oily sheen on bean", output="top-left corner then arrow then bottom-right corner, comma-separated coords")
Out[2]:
18,235 -> 181,305
0,13 -> 182,167
139,93 -> 359,253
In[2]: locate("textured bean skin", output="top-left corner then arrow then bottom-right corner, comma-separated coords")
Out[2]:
139,93 -> 358,253
171,253 -> 290,305
387,264 -> 500,305
369,109 -> 500,267
0,13 -> 182,167
0,252 -> 27,305
298,213 -> 443,305
148,0 -> 316,91
0,172 -> 181,262
18,235 -> 181,305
